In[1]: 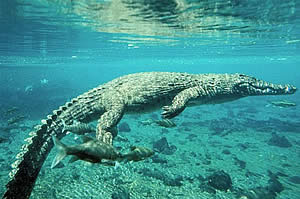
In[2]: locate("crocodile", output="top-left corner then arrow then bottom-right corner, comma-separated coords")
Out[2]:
2,72 -> 297,199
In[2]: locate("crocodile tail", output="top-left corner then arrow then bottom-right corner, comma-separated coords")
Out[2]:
2,91 -> 98,199
2,105 -> 69,199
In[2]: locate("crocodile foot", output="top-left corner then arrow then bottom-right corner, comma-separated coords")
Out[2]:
96,130 -> 113,145
161,106 -> 184,119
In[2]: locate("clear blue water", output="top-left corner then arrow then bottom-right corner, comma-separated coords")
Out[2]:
0,0 -> 300,198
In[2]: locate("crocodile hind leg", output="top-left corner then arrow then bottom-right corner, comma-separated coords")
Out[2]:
96,104 -> 125,145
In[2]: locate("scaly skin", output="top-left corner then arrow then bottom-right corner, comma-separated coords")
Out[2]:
2,72 -> 297,199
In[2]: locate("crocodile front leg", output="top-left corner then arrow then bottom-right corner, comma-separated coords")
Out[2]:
96,103 -> 125,145
162,86 -> 203,119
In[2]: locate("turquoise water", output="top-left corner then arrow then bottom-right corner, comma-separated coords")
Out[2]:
0,0 -> 300,198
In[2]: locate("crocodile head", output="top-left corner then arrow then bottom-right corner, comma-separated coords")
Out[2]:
232,74 -> 297,96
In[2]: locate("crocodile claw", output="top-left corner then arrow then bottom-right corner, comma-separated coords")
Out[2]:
162,105 -> 186,119
161,106 -> 175,119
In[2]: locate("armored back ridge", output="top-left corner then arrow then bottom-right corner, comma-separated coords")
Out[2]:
2,72 -> 296,199
3,108 -> 65,199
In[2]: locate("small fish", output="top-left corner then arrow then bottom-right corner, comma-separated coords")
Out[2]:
122,146 -> 155,162
5,107 -> 19,115
24,85 -> 33,93
51,136 -> 122,169
139,119 -> 176,128
7,115 -> 26,125
154,119 -> 176,128
62,120 -> 95,135
40,78 -> 49,85
269,100 -> 296,108
139,119 -> 154,126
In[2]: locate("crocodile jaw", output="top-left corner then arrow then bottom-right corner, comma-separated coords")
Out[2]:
232,75 -> 297,96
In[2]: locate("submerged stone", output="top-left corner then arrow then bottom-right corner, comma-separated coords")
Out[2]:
288,176 -> 300,184
222,149 -> 231,155
163,145 -> 177,155
112,187 -> 130,199
138,168 -> 183,187
207,170 -> 232,191
267,133 -> 292,148
153,137 -> 169,153
151,155 -> 168,164
233,156 -> 246,169
0,136 -> 9,144
118,122 -> 131,132
268,178 -> 284,194
152,137 -> 177,155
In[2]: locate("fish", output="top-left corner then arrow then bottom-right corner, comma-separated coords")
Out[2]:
269,100 -> 296,108
51,136 -> 122,169
139,119 -> 176,128
122,146 -> 155,162
5,107 -> 19,115
154,119 -> 176,128
7,115 -> 26,125
40,78 -> 49,85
